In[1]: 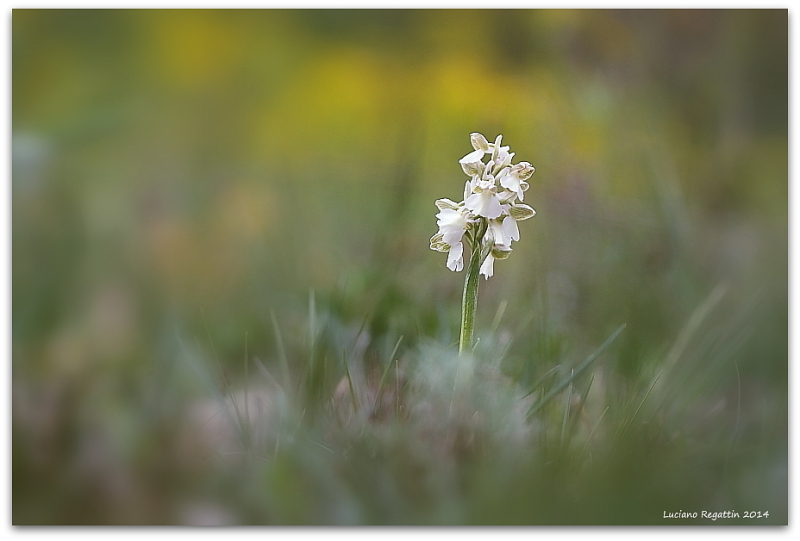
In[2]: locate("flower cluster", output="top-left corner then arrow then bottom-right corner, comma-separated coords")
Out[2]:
430,133 -> 536,279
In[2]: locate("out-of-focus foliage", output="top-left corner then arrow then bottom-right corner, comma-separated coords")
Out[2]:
12,9 -> 786,525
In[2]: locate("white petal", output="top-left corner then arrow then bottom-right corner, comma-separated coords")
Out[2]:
483,194 -> 503,218
463,193 -> 481,211
441,226 -> 465,246
446,242 -> 464,272
459,148 -> 485,165
465,191 -> 503,219
496,148 -> 513,169
436,208 -> 464,227
500,170 -> 521,192
495,166 -> 510,182
498,190 -> 517,204
502,215 -> 520,242
479,252 -> 495,279
436,208 -> 467,245
490,219 -> 507,247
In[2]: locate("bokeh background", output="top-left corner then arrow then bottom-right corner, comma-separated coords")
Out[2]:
12,9 -> 787,525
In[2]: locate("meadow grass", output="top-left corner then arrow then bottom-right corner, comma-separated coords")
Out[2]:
168,279 -> 786,526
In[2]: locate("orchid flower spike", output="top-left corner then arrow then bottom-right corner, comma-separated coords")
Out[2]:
431,132 -> 537,280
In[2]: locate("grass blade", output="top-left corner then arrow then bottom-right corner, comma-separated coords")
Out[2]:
490,299 -> 508,334
270,309 -> 291,388
560,379 -> 573,444
581,405 -> 610,454
567,373 -> 595,438
242,332 -> 251,448
522,364 -> 561,399
376,335 -> 404,396
528,323 -> 626,417
620,369 -> 662,436
342,348 -> 359,411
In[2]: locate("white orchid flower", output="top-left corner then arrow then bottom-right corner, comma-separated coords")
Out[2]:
499,162 -> 535,201
486,216 -> 508,246
500,203 -> 536,243
432,132 -> 536,277
435,206 -> 469,246
489,214 -> 521,247
464,179 -> 503,219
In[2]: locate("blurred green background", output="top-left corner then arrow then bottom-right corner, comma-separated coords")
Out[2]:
12,9 -> 787,525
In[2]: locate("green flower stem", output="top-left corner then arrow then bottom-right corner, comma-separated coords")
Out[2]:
459,220 -> 487,355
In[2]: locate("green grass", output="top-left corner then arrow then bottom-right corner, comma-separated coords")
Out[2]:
149,282 -> 786,526
12,255 -> 786,525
